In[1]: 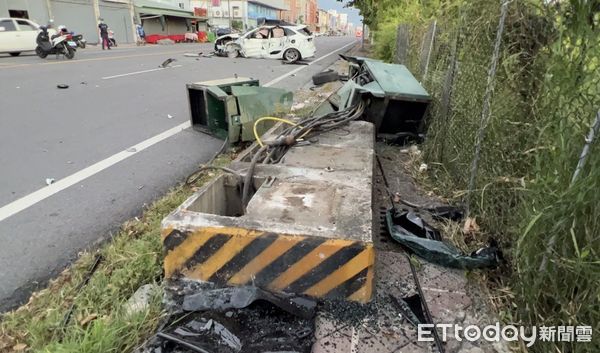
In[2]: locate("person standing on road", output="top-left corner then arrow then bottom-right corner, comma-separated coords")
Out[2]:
98,19 -> 110,50
136,23 -> 146,45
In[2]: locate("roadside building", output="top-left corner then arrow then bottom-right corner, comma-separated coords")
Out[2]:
301,0 -> 316,30
316,8 -> 328,33
280,0 -> 314,27
135,0 -> 207,38
327,9 -> 337,34
0,0 -> 137,43
338,12 -> 347,33
248,0 -> 287,27
190,0 -> 286,30
280,0 -> 298,24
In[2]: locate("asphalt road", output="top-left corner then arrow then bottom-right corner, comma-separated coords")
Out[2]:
0,36 -> 357,311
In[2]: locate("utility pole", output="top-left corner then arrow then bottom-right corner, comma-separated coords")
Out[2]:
227,0 -> 232,29
361,22 -> 365,50
243,0 -> 248,30
128,0 -> 136,43
44,0 -> 53,23
92,0 -> 101,43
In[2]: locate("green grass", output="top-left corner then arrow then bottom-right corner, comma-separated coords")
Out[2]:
0,155 -> 231,353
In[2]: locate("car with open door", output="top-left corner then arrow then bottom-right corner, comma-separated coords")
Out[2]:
0,18 -> 42,56
215,24 -> 316,63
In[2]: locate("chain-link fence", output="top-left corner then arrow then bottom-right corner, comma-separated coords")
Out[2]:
390,1 -> 600,351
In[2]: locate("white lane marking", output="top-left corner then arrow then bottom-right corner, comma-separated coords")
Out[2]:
0,122 -> 190,222
264,40 -> 357,87
0,40 -> 357,222
102,64 -> 182,80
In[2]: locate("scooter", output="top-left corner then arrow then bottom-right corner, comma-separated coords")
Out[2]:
69,32 -> 86,48
35,25 -> 76,59
108,29 -> 117,47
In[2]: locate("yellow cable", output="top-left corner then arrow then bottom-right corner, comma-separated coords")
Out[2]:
253,117 -> 300,147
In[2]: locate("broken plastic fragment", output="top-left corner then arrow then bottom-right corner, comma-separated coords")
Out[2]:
386,209 -> 501,269
388,209 -> 442,241
389,294 -> 426,328
463,216 -> 480,234
182,286 -> 316,319
46,178 -> 55,185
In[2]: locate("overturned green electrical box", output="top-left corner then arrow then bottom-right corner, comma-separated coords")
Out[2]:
316,55 -> 432,139
187,77 -> 293,144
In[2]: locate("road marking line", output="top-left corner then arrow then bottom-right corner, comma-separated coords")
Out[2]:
0,122 -> 190,222
102,65 -> 182,80
264,40 -> 357,87
0,40 -> 357,222
0,50 -> 191,70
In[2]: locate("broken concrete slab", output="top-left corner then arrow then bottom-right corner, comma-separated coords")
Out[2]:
162,121 -> 375,302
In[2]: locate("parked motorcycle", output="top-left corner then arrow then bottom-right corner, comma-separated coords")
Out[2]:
35,25 -> 76,59
69,32 -> 86,48
108,29 -> 117,47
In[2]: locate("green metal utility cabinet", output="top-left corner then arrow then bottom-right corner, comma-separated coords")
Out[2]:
187,77 -> 293,144
344,56 -> 432,136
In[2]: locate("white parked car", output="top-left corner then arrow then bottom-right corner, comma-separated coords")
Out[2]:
0,18 -> 41,56
215,24 -> 316,63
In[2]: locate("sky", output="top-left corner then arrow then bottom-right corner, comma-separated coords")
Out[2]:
318,0 -> 362,27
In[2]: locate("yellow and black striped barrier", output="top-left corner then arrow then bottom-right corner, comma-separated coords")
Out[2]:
162,226 -> 375,303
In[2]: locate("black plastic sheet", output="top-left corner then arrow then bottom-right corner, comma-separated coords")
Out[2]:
386,209 -> 501,269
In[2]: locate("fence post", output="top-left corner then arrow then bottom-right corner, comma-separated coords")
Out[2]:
437,29 -> 461,162
420,20 -> 438,81
395,24 -> 410,65
466,0 -> 510,214
539,109 -> 600,271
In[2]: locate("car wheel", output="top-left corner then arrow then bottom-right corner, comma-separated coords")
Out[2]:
227,48 -> 239,58
283,48 -> 301,63
9,52 -> 21,57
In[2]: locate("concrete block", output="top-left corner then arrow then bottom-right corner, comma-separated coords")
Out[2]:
162,121 -> 376,302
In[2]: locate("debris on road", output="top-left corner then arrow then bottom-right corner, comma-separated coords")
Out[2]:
45,178 -> 55,185
389,293 -> 426,327
387,209 -> 442,240
157,39 -> 175,45
182,286 -> 317,320
124,284 -> 158,316
386,208 -> 501,269
426,205 -> 465,222
282,60 -> 309,65
312,69 -> 339,85
145,300 -> 315,353
167,114 -> 173,119
160,58 -> 177,68
56,84 -> 69,89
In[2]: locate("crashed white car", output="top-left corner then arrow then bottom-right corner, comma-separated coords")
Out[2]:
215,24 -> 316,63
